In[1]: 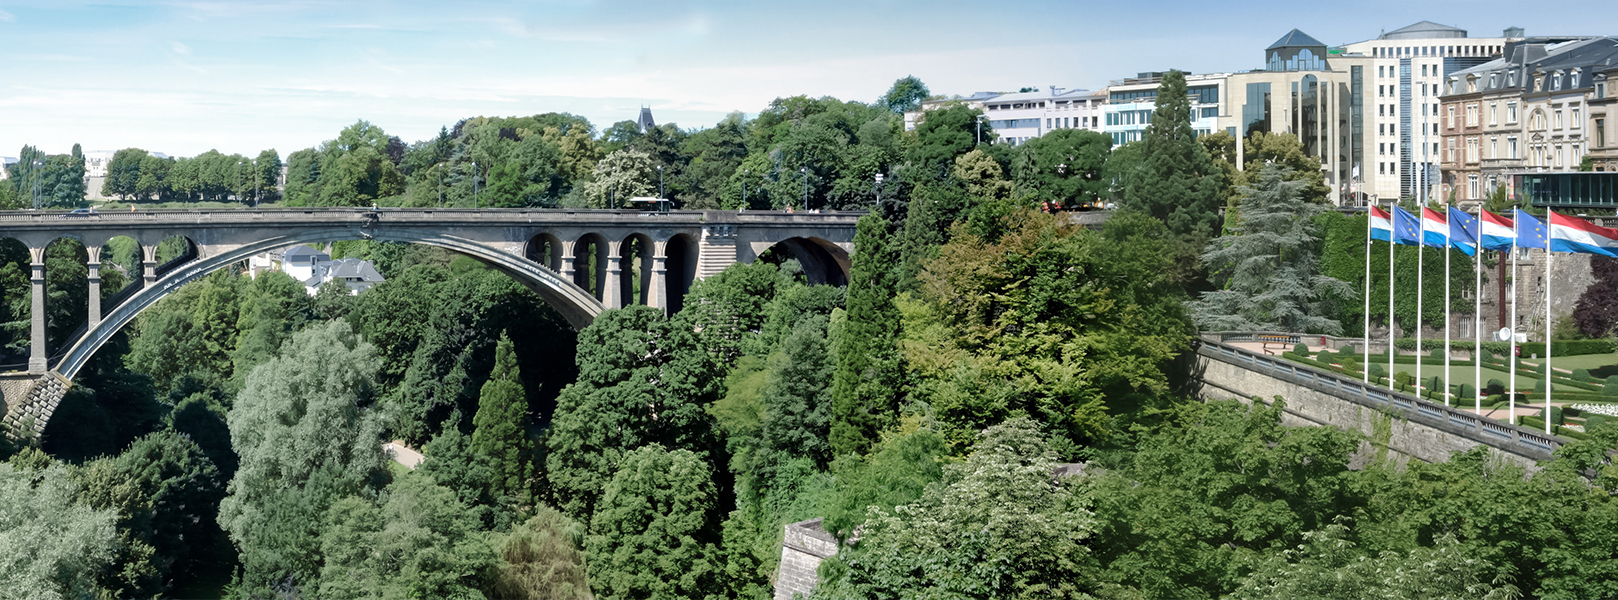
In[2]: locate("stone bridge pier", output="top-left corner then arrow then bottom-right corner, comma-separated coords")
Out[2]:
0,207 -> 861,440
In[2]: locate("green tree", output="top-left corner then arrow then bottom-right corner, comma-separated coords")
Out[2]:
493,506 -> 593,600
471,332 -> 532,506
1116,69 -> 1223,240
1231,524 -> 1516,600
586,445 -> 724,599
0,461 -> 118,600
546,305 -> 721,519
814,418 -> 1101,599
879,76 -> 931,114
103,148 -> 150,200
579,148 -> 655,208
756,315 -> 834,475
830,213 -> 906,456
217,320 -> 385,591
905,103 -> 986,181
317,473 -> 499,599
1189,164 -> 1355,334
1013,128 -> 1112,208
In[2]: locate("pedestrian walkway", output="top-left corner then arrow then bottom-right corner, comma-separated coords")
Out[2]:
383,440 -> 424,469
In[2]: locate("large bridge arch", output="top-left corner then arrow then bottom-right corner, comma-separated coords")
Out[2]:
53,226 -> 604,380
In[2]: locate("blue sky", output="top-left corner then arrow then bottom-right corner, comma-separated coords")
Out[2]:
1,0 -> 1613,158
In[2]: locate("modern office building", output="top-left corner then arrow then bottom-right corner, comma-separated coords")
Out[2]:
1340,21 -> 1517,200
1219,29 -> 1373,205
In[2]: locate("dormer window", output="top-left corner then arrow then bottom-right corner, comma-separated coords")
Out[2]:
1535,75 -> 1544,92
1571,69 -> 1581,88
1509,71 -> 1518,87
1553,71 -> 1563,91
1598,77 -> 1608,99
1466,76 -> 1477,93
1489,73 -> 1498,88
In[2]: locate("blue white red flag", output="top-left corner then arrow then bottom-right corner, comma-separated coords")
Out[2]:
1369,206 -> 1393,243
1447,207 -> 1478,256
1549,210 -> 1618,257
1480,210 -> 1514,251
1421,207 -> 1448,248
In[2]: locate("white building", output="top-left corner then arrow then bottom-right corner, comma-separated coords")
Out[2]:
0,157 -> 14,181
1101,72 -> 1228,146
1340,21 -> 1518,200
248,245 -> 385,295
905,86 -> 1106,146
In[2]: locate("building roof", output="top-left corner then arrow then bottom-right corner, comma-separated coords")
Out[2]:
637,107 -> 655,133
1268,29 -> 1325,50
1381,20 -> 1467,40
327,258 -> 385,282
280,245 -> 329,261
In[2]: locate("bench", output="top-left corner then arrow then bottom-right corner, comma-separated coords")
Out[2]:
1258,334 -> 1296,355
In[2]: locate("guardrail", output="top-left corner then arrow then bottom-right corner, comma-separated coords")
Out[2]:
1206,331 -> 1393,352
0,207 -> 867,224
1197,338 -> 1562,460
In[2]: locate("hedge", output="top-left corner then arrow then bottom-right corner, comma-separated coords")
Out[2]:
1518,415 -> 1588,440
1391,338 -> 1617,357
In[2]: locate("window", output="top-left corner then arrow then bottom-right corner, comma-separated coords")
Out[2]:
1446,138 -> 1455,161
1572,108 -> 1581,129
1490,136 -> 1498,158
1555,110 -> 1563,130
1572,69 -> 1581,88
1599,118 -> 1607,148
1508,102 -> 1518,123
1469,174 -> 1479,199
1509,137 -> 1519,159
1489,73 -> 1498,88
1466,103 -> 1478,126
1554,72 -> 1564,90
1447,105 -> 1455,128
1598,80 -> 1608,98
1490,102 -> 1498,125
1467,137 -> 1479,163
1509,71 -> 1518,87
1556,145 -> 1565,168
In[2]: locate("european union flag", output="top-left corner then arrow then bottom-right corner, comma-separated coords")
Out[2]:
1448,207 -> 1478,256
1392,206 -> 1422,246
1514,209 -> 1548,250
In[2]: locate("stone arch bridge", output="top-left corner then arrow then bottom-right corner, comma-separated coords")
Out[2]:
0,207 -> 860,438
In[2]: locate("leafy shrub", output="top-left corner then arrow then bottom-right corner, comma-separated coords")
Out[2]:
1605,377 -> 1618,398
1455,383 -> 1475,400
1293,343 -> 1309,356
1369,363 -> 1386,379
1588,413 -> 1610,430
1339,358 -> 1360,373
1574,368 -> 1595,382
1337,345 -> 1355,357
1486,378 -> 1505,395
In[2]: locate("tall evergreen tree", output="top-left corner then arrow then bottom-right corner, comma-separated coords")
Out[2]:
471,332 -> 531,505
1188,164 -> 1353,334
1118,69 -> 1223,240
759,315 -> 834,474
829,213 -> 906,456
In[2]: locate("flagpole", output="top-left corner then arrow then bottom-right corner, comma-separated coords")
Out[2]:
1546,218 -> 1554,436
1363,207 -> 1372,384
1444,222 -> 1452,407
1388,201 -> 1396,391
1417,225 -> 1425,400
1509,215 -> 1518,424
1474,225 -> 1482,414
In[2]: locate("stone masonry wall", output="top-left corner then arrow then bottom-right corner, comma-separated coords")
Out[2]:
1199,351 -> 1548,470
774,518 -> 838,600
1,374 -> 68,440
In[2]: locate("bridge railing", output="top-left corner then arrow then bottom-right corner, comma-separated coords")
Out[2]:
1196,338 -> 1563,460
1204,331 -> 1392,352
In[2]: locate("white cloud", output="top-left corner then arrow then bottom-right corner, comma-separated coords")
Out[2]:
0,9 -> 14,22
170,41 -> 191,55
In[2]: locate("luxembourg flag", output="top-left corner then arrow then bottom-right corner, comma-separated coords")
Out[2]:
1480,210 -> 1515,251
1549,210 -> 1618,257
1447,207 -> 1478,256
1370,206 -> 1393,242
1421,207 -> 1448,248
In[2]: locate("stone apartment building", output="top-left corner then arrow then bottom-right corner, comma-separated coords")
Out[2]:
1439,37 -> 1618,203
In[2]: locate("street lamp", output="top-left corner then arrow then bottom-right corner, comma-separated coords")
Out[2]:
656,164 -> 664,200
874,173 -> 884,207
237,159 -> 244,207
800,166 -> 808,210
472,161 -> 479,209
976,115 -> 984,145
741,169 -> 748,211
253,158 -> 259,207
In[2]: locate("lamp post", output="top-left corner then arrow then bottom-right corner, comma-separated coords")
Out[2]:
236,159 -> 244,207
656,164 -> 664,200
976,115 -> 984,145
253,158 -> 259,207
874,173 -> 884,207
741,169 -> 748,210
800,166 -> 808,210
472,161 -> 479,208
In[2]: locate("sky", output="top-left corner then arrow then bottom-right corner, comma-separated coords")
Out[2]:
1,0 -> 1614,159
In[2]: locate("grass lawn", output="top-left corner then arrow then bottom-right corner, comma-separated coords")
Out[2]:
1370,363 -> 1587,393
